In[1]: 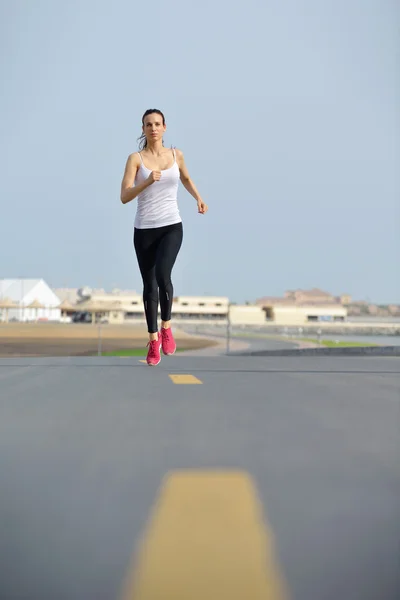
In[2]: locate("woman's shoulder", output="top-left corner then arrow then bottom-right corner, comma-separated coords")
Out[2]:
172,147 -> 184,163
127,151 -> 141,165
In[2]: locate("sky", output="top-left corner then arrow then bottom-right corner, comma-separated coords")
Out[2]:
1,0 -> 399,304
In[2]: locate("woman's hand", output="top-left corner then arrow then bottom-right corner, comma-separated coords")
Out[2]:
147,171 -> 161,184
197,200 -> 208,214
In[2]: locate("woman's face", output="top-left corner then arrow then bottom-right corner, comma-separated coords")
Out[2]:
143,113 -> 166,144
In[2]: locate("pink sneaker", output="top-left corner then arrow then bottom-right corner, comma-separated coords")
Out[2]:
146,335 -> 161,366
160,327 -> 176,355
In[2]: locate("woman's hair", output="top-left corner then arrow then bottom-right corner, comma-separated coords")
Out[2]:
137,108 -> 166,151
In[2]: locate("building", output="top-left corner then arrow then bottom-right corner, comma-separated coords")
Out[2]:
229,304 -> 266,325
71,292 -> 232,324
172,296 -> 229,320
67,289 -> 267,325
53,287 -> 138,304
256,288 -> 347,325
56,286 -> 348,326
339,294 -> 352,306
0,279 -> 61,322
284,288 -> 335,303
268,303 -> 346,325
0,279 -> 349,327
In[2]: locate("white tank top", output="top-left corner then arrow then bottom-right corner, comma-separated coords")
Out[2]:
134,149 -> 182,229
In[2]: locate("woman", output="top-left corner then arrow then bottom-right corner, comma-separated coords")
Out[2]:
120,108 -> 208,366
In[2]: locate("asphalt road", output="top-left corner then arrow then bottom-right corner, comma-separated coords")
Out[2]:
180,324 -> 300,355
0,355 -> 399,599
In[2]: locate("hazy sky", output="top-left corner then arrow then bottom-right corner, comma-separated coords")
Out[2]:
1,0 -> 399,303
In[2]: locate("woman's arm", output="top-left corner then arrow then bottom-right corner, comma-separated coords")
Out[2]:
120,153 -> 159,204
176,149 -> 208,214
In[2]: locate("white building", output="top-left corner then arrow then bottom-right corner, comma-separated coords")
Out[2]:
53,287 -> 139,304
0,279 -> 61,322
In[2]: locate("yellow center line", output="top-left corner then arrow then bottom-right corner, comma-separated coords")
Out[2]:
120,470 -> 289,599
169,374 -> 203,384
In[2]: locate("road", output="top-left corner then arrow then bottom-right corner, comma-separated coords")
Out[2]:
0,354 -> 399,600
179,324 -> 302,355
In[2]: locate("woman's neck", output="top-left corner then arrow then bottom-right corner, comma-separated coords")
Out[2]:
145,140 -> 164,155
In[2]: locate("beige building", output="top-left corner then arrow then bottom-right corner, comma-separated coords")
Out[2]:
70,292 -> 232,325
229,304 -> 265,325
172,296 -> 229,319
284,288 -> 334,303
339,294 -> 352,306
68,291 -> 267,326
268,303 -> 347,325
256,288 -> 347,325
53,286 -> 348,327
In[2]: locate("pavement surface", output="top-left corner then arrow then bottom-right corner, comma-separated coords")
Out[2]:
178,326 -> 302,356
1,354 -> 399,600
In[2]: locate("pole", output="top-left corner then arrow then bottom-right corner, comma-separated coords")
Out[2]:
226,303 -> 231,355
97,321 -> 102,356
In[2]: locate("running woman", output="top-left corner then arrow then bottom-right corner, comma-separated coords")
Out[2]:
120,108 -> 208,366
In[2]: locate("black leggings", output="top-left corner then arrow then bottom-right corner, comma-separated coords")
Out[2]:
134,222 -> 183,333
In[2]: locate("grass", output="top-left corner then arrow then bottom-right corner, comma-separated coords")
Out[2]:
100,347 -> 186,357
231,332 -> 378,347
300,338 -> 378,348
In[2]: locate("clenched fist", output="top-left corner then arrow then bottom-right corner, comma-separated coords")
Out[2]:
147,171 -> 161,184
197,200 -> 208,214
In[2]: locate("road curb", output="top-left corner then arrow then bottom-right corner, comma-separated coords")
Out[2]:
233,345 -> 400,357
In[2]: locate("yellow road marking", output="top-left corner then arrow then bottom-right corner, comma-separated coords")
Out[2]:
139,360 -> 147,364
121,470 -> 289,599
169,374 -> 202,384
